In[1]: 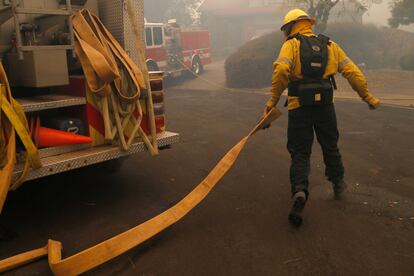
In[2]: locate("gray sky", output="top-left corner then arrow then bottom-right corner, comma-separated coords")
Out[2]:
364,0 -> 414,31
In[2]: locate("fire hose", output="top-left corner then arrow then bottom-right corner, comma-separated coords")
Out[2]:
72,9 -> 158,154
3,1 -> 412,274
0,107 -> 282,275
0,7 -> 276,276
0,63 -> 41,213
1,6 -> 159,217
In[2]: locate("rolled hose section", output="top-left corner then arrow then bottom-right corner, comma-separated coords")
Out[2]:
72,9 -> 157,152
0,63 -> 41,210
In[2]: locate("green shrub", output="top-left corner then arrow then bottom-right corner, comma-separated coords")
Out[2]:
225,32 -> 284,88
325,23 -> 414,69
400,55 -> 414,71
226,23 -> 414,88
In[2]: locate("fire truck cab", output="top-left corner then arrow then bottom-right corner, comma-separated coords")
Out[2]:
145,21 -> 211,77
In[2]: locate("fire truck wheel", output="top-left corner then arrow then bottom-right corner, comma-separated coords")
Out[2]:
191,57 -> 204,75
146,60 -> 159,72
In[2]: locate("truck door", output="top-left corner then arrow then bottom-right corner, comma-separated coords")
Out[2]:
145,25 -> 167,71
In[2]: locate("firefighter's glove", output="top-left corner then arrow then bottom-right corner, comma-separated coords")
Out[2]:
262,105 -> 273,130
363,93 -> 380,110
262,123 -> 271,130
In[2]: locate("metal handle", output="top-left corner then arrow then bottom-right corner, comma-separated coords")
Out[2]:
11,0 -> 23,60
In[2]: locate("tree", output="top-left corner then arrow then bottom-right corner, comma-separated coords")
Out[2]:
291,0 -> 380,32
144,0 -> 201,25
307,0 -> 342,32
389,0 -> 414,28
165,0 -> 201,25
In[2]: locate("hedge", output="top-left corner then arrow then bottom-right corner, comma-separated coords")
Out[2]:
400,55 -> 414,71
226,23 -> 414,88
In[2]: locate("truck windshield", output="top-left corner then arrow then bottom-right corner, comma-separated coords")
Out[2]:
153,27 -> 163,46
145,28 -> 153,46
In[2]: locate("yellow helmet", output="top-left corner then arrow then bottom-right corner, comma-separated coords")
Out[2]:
281,9 -> 316,31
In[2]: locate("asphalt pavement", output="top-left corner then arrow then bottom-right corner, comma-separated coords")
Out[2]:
1,63 -> 414,275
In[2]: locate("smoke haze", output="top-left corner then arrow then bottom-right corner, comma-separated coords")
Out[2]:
365,0 -> 413,31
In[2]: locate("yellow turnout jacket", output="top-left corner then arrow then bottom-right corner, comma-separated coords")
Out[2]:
266,21 -> 377,110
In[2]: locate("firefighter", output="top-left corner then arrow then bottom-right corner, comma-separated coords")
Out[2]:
264,9 -> 380,227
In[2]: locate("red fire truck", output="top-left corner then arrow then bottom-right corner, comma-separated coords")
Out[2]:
145,21 -> 211,77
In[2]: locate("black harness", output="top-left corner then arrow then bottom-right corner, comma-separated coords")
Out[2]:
288,34 -> 336,106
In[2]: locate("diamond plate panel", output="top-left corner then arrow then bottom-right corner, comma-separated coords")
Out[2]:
123,0 -> 144,67
99,0 -> 144,67
12,132 -> 180,183
16,144 -> 91,163
98,0 -> 124,44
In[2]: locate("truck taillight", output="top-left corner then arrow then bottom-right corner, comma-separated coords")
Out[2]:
151,91 -> 164,103
146,72 -> 166,135
141,115 -> 166,135
150,79 -> 163,92
155,115 -> 165,131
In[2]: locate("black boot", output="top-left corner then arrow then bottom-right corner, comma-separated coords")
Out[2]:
289,191 -> 307,227
333,180 -> 347,200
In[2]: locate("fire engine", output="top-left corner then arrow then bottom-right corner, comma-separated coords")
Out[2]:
145,20 -> 211,77
0,0 -> 179,212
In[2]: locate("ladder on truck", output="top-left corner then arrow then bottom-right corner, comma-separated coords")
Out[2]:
10,0 -> 75,59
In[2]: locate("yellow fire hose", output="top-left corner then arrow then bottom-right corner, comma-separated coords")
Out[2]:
72,9 -> 159,154
126,0 -> 159,153
0,63 -> 41,212
0,107 -> 282,275
1,5 -> 162,213
0,6 -> 280,275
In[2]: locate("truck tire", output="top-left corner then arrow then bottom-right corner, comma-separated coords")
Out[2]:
146,60 -> 159,72
191,57 -> 204,75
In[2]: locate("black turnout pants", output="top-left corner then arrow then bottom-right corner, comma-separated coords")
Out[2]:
287,104 -> 344,197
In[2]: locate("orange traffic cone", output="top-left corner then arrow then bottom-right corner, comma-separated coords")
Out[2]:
29,117 -> 92,148
32,117 -> 92,148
